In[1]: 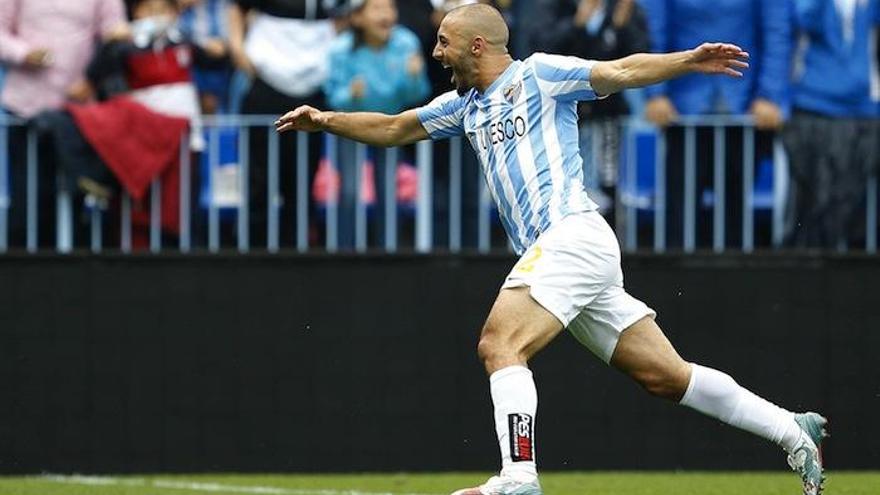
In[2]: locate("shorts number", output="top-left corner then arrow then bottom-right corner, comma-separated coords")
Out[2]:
516,246 -> 543,273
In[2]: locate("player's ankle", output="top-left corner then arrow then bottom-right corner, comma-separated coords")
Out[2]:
779,414 -> 804,453
500,465 -> 538,482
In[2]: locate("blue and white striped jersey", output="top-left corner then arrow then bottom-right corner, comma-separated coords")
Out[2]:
416,53 -> 601,255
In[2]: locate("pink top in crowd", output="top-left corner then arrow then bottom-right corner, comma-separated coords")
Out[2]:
0,0 -> 126,118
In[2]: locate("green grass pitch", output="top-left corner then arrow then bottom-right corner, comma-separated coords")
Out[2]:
1,472 -> 878,495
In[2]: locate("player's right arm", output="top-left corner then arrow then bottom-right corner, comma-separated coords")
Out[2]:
275,106 -> 429,148
276,90 -> 467,147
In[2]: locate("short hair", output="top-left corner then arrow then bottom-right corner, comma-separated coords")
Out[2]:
445,3 -> 509,50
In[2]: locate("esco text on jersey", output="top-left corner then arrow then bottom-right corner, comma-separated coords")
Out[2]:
470,115 -> 527,151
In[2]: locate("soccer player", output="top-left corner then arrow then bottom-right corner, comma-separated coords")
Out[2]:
275,4 -> 827,495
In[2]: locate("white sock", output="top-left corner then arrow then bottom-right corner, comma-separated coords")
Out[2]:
680,364 -> 802,452
490,365 -> 538,480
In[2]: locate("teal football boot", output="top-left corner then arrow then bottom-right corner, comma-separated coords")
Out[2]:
787,412 -> 829,495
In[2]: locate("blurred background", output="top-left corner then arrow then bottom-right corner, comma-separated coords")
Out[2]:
0,0 -> 878,479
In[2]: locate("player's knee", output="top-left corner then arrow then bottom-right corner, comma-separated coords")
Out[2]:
636,373 -> 678,400
634,366 -> 690,401
476,335 -> 493,363
477,334 -> 508,366
477,327 -> 521,372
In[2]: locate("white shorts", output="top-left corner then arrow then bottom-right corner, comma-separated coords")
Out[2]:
502,211 -> 656,363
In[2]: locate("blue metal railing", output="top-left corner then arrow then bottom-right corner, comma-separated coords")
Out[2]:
0,113 -> 877,254
618,115 -> 797,253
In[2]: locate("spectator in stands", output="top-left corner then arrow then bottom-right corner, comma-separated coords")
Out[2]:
229,0 -> 339,247
0,61 -> 5,215
34,0 -> 202,246
177,0 -> 234,114
0,63 -> 5,123
0,0 -> 128,247
396,1 -> 441,98
640,0 -> 791,249
784,0 -> 880,249
324,0 -> 430,248
325,0 -> 429,114
88,0 -> 203,132
530,0 -> 649,227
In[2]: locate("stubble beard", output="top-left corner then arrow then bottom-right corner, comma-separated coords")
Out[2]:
452,68 -> 473,95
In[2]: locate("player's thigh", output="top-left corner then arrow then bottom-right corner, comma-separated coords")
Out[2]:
481,286 -> 565,360
567,283 -> 655,364
500,212 -> 621,331
609,316 -> 691,396
487,212 -> 622,361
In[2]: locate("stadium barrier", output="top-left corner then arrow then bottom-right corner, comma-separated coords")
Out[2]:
1,114 -> 877,254
1,253 -> 877,473
619,115 -> 783,252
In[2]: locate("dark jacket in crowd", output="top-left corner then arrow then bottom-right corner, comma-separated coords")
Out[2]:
235,0 -> 336,19
86,21 -> 201,101
398,0 -> 449,99
529,0 -> 649,119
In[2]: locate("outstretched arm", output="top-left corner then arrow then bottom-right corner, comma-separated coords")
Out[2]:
275,107 -> 429,148
591,42 -> 749,96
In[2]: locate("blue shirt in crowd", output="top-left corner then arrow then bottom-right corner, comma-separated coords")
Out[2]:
178,0 -> 232,108
792,0 -> 880,117
325,26 -> 430,114
640,0 -> 792,115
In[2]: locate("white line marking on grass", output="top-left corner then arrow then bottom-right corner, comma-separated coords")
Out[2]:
152,479 -> 438,495
41,475 -> 146,487
39,474 -> 441,495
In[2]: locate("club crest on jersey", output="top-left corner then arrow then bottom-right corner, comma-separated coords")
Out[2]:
502,81 -> 523,105
508,413 -> 534,462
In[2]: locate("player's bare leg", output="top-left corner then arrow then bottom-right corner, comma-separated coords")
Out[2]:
477,287 -> 564,375
610,317 -> 828,495
608,315 -> 691,400
451,287 -> 563,495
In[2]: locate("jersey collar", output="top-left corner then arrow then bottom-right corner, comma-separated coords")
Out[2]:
479,60 -> 522,100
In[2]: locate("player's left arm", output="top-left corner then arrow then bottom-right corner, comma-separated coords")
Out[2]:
590,43 -> 749,96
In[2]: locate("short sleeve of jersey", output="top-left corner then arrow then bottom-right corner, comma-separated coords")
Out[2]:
529,52 -> 602,102
416,90 -> 467,140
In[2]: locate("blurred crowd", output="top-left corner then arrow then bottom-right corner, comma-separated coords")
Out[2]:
0,0 -> 878,250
